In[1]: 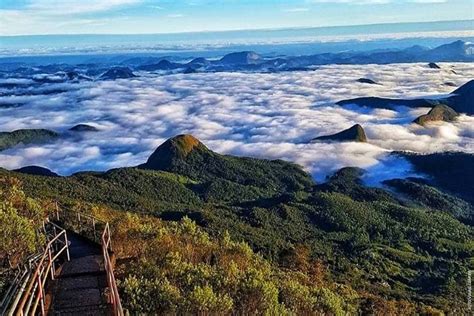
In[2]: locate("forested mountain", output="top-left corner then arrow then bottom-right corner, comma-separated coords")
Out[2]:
1,134 -> 473,313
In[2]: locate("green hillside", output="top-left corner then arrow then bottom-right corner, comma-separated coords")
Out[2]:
0,129 -> 59,151
1,135 -> 473,313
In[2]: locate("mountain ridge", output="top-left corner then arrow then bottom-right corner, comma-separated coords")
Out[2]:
2,40 -> 472,80
337,79 -> 474,114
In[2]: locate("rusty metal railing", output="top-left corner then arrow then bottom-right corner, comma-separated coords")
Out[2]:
101,223 -> 123,316
13,220 -> 70,316
0,253 -> 41,316
1,203 -> 123,316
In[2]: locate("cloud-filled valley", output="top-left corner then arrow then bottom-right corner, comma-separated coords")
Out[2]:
1,62 -> 473,183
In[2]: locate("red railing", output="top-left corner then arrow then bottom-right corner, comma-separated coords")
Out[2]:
14,220 -> 70,316
102,223 -> 123,316
2,205 -> 123,315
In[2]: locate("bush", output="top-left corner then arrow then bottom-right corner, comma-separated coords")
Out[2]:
0,177 -> 45,267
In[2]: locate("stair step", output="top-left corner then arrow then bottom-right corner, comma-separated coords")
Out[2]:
51,303 -> 108,316
54,288 -> 103,309
56,275 -> 100,291
59,255 -> 104,276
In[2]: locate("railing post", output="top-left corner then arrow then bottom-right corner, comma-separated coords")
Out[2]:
52,225 -> 57,244
48,246 -> 54,280
106,224 -> 113,252
64,232 -> 71,262
37,270 -> 45,316
55,201 -> 60,221
92,218 -> 97,242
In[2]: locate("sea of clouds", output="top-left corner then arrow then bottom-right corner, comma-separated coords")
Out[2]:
1,62 -> 474,183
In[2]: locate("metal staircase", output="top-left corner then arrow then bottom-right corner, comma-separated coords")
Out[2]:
1,205 -> 123,316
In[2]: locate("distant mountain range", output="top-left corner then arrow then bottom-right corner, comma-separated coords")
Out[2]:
0,125 -> 99,151
117,40 -> 474,74
0,40 -> 472,83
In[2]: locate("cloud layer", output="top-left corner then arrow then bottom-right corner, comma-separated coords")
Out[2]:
1,62 -> 473,183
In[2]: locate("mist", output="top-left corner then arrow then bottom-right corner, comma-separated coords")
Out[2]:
1,62 -> 473,183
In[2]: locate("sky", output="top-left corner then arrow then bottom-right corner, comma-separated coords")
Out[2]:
0,0 -> 472,36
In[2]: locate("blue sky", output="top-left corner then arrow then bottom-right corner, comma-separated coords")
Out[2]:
0,0 -> 472,35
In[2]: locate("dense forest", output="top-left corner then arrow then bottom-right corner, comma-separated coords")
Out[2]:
1,135 -> 473,314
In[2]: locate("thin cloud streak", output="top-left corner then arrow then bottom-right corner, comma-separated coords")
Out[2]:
26,0 -> 142,15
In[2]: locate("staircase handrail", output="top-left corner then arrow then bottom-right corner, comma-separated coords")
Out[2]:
14,220 -> 70,316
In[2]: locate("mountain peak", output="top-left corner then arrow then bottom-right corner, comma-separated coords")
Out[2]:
450,39 -> 465,46
452,79 -> 474,95
414,104 -> 459,126
429,40 -> 471,58
14,165 -> 59,177
220,51 -> 262,65
99,67 -> 136,80
168,134 -> 203,157
437,40 -> 465,50
141,134 -> 208,170
313,124 -> 367,143
445,79 -> 474,114
357,78 -> 379,85
428,62 -> 441,69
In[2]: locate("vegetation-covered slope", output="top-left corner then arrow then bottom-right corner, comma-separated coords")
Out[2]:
0,178 -> 48,298
0,136 -> 473,313
140,134 -> 313,195
0,129 -> 59,151
399,152 -> 474,204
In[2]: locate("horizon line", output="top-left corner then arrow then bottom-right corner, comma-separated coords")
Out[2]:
1,18 -> 472,38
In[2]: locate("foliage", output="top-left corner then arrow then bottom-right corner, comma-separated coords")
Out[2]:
0,149 -> 473,313
401,152 -> 474,204
0,129 -> 59,151
112,215 -> 355,315
385,178 -> 473,223
0,177 -> 47,300
0,177 -> 45,267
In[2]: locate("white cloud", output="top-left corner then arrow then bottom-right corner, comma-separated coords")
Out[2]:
308,0 -> 390,4
283,8 -> 310,12
0,0 -> 142,35
166,14 -> 185,18
27,0 -> 142,15
308,0 -> 445,3
0,62 -> 473,183
410,0 -> 446,3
